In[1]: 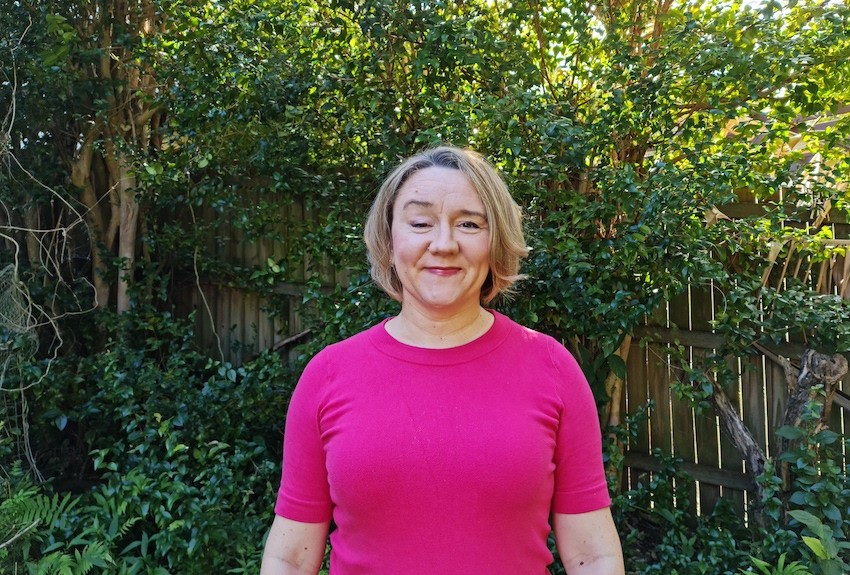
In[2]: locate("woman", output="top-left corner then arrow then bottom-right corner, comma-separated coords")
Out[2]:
261,146 -> 624,575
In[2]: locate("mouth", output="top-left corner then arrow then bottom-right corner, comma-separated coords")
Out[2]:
425,267 -> 461,276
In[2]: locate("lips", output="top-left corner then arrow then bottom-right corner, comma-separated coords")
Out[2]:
425,266 -> 461,276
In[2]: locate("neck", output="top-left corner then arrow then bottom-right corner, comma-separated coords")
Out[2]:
386,305 -> 494,349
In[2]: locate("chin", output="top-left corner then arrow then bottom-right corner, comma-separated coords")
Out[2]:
422,295 -> 477,310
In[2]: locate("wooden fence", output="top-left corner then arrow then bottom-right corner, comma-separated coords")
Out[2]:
176,198 -> 345,366
621,290 -> 843,519
621,208 -> 850,518
177,202 -> 849,519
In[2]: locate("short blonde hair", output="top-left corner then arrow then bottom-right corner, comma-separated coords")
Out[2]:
364,146 -> 529,304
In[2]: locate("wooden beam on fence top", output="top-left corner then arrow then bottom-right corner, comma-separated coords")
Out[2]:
272,282 -> 309,296
719,203 -> 849,225
834,389 -> 850,413
623,452 -> 755,492
634,325 -> 807,359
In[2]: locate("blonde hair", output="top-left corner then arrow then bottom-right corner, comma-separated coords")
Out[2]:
364,146 -> 529,303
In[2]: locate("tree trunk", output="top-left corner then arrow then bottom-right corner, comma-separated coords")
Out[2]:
781,349 -> 848,435
602,333 -> 633,429
116,163 -> 138,314
602,334 -> 633,487
711,381 -> 766,509
79,178 -> 112,310
778,349 -> 848,491
45,0 -> 163,315
70,122 -> 111,309
22,204 -> 41,270
713,348 -> 848,525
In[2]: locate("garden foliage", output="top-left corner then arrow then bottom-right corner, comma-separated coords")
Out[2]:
1,0 -> 849,572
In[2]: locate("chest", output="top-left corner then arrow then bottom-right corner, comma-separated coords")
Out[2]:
318,363 -> 562,510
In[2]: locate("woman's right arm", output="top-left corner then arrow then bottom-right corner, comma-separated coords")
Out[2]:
260,515 -> 330,575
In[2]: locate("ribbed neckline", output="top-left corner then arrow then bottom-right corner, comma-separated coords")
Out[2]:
367,310 -> 513,366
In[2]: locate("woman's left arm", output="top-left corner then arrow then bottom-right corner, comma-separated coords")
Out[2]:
553,507 -> 625,575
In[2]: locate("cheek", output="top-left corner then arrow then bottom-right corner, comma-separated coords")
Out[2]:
473,239 -> 492,265
389,232 -> 401,264
390,228 -> 426,259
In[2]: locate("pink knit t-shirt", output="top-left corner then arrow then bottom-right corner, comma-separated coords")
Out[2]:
274,310 -> 610,574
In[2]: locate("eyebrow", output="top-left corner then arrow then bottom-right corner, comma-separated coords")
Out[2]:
401,199 -> 488,220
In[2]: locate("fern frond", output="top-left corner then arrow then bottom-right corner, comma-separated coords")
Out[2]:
35,551 -> 73,575
18,492 -> 80,533
73,541 -> 114,575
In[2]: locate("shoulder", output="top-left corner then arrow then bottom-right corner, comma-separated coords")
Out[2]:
495,312 -> 581,370
493,313 -> 589,404
306,321 -> 385,365
293,322 -> 385,397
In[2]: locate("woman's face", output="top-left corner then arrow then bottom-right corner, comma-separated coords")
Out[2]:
390,166 -> 491,316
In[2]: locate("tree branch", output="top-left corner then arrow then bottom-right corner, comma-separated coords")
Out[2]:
0,520 -> 39,550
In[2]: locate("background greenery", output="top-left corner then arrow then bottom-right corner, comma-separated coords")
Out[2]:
1,0 -> 849,573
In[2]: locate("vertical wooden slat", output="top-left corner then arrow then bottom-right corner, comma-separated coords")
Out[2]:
766,360 -> 788,458
691,285 -> 720,514
258,226 -> 274,352
741,356 -> 768,457
737,354 -> 767,520
233,215 -> 245,364
646,340 -> 673,507
626,341 -> 650,453
208,202 -> 223,357
624,340 -> 650,493
693,350 -> 721,515
669,290 -> 697,512
219,212 -> 233,360
840,402 -> 846,468
283,200 -> 294,280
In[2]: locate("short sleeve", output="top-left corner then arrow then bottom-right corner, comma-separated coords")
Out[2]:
273,355 -> 334,522
549,340 -> 612,514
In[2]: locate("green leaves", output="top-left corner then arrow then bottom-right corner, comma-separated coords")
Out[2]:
789,509 -> 850,575
744,553 -> 814,575
4,1 -> 850,573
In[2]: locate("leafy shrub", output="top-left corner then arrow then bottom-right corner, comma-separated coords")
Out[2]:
742,553 -> 813,575
612,449 -> 751,574
3,304 -> 295,574
603,394 -> 850,575
0,460 -> 115,574
755,402 -> 850,575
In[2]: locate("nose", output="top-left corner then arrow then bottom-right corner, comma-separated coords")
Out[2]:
428,223 -> 459,254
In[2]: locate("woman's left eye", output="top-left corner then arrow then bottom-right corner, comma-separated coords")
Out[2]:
460,221 -> 480,229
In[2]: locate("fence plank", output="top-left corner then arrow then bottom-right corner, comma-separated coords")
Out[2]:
689,285 -> 722,514
646,347 -> 672,457
624,339 -> 650,494
741,356 -> 768,456
669,290 -> 697,511
766,359 -> 788,458
646,341 -> 673,507
693,350 -> 721,515
627,342 -> 650,453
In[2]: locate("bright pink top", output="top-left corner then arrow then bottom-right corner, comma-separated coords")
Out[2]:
274,311 -> 610,574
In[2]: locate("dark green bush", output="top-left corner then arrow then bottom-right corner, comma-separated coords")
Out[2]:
2,303 -> 294,574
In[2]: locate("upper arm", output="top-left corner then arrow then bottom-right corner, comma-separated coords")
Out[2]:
260,514 -> 330,575
549,341 -> 611,514
553,508 -> 624,575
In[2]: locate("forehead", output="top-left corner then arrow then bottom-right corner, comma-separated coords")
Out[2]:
394,166 -> 482,208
